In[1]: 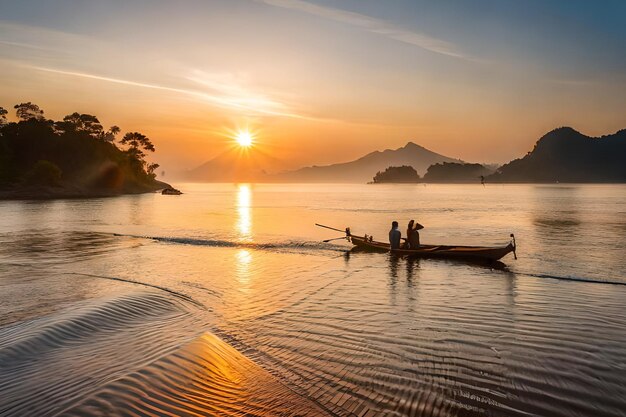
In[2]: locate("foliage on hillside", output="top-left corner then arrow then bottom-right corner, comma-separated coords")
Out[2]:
0,102 -> 167,197
488,127 -> 626,183
423,162 -> 493,183
372,165 -> 420,183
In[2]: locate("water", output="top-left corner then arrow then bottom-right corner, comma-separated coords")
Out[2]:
1,183 -> 625,416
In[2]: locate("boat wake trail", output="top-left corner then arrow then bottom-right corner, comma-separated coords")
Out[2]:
114,233 -> 348,254
69,272 -> 208,309
512,271 -> 626,286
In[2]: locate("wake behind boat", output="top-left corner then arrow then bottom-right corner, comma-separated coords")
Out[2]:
316,224 -> 516,262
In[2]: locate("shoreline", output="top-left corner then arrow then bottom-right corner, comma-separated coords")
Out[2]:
0,181 -> 172,201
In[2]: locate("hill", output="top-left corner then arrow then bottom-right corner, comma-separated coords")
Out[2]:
273,142 -> 461,183
488,127 -> 626,183
184,147 -> 285,182
0,102 -> 169,199
371,165 -> 420,183
423,162 -> 494,183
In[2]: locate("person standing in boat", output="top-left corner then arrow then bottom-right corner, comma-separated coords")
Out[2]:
389,221 -> 401,250
406,219 -> 424,249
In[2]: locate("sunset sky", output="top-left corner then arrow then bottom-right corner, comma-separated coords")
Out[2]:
1,0 -> 625,174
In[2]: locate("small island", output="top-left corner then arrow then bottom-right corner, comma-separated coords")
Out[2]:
371,165 -> 420,183
370,163 -> 494,184
367,127 -> 625,185
423,162 -> 494,183
0,102 -> 170,199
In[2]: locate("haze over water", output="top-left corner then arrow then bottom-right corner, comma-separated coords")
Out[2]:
1,183 -> 625,416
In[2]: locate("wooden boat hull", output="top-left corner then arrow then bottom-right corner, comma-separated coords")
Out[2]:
349,235 -> 515,262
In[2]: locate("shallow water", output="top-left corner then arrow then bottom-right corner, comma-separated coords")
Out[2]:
1,183 -> 625,416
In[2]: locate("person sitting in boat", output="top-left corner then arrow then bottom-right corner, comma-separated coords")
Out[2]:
404,220 -> 414,248
389,221 -> 401,250
406,219 -> 424,249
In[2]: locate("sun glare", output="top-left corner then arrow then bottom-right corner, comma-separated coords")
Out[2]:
236,130 -> 253,147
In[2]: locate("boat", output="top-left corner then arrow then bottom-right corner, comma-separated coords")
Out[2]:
348,229 -> 516,261
316,224 -> 516,262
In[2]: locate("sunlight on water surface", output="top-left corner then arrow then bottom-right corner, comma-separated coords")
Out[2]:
0,183 -> 625,417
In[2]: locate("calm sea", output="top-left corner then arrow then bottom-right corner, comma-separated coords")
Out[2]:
1,183 -> 625,416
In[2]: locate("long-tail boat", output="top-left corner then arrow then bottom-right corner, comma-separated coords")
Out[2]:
316,224 -> 516,262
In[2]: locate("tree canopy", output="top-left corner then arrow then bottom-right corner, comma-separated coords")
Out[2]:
0,102 -> 165,195
423,162 -> 494,183
372,166 -> 420,183
14,102 -> 45,122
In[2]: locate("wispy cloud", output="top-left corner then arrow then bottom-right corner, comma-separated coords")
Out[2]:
0,21 -> 95,55
29,65 -> 306,119
1,20 -> 310,119
0,39 -> 55,51
255,0 -> 466,58
185,70 -> 293,115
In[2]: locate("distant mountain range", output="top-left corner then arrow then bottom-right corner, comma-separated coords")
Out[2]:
184,147 -> 285,182
185,141 -> 461,183
185,127 -> 626,184
272,142 -> 461,183
488,127 -> 626,183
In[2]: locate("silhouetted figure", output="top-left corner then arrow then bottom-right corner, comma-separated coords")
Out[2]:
480,175 -> 485,186
406,219 -> 424,248
389,221 -> 401,250
404,220 -> 414,249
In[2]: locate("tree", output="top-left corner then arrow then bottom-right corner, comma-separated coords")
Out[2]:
119,132 -> 157,178
102,125 -> 121,142
423,162 -> 494,183
120,132 -> 155,158
56,112 -> 104,138
147,163 -> 160,177
14,102 -> 45,122
372,166 -> 420,183
0,102 -> 166,193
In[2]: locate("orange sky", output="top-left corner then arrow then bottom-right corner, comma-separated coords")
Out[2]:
1,1 -> 625,176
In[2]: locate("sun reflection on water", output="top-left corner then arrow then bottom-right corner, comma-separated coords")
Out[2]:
236,184 -> 252,242
235,249 -> 252,289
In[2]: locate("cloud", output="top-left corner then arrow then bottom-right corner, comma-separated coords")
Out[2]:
185,70 -> 292,114
0,39 -> 54,51
29,65 -> 306,119
1,21 -> 309,119
255,0 -> 466,58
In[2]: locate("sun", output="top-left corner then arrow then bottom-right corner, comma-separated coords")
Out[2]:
235,130 -> 253,147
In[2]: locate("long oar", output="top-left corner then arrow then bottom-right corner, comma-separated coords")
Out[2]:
323,236 -> 348,243
315,223 -> 346,233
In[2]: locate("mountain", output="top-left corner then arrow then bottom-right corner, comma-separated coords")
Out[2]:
184,147 -> 285,182
488,127 -> 626,183
273,142 -> 461,183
